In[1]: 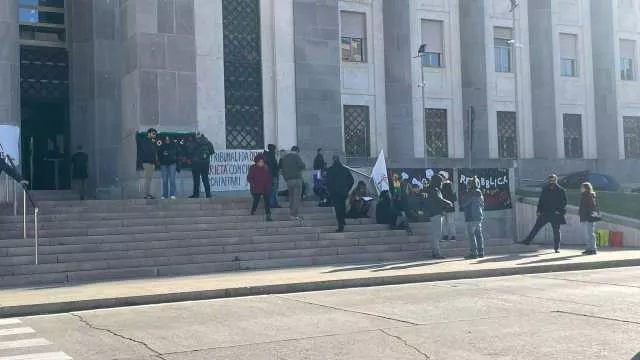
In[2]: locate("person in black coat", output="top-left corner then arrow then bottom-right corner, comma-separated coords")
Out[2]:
326,155 -> 355,233
188,133 -> 215,198
263,144 -> 281,208
520,174 -> 567,253
71,145 -> 89,200
313,148 -> 327,171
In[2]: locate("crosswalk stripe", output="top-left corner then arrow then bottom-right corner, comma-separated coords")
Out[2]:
0,353 -> 72,360
0,320 -> 21,327
0,338 -> 51,350
0,328 -> 35,337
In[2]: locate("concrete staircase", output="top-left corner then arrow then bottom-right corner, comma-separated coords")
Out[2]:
0,197 -> 532,287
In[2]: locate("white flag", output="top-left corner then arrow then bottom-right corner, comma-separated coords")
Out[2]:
371,150 -> 390,195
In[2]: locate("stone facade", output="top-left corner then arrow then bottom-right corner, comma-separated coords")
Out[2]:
0,0 -> 20,160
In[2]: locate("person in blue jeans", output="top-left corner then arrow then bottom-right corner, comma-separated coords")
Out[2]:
461,177 -> 485,259
158,136 -> 178,199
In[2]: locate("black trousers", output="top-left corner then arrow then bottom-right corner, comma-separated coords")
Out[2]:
334,196 -> 347,229
191,162 -> 211,197
524,216 -> 562,250
251,193 -> 271,215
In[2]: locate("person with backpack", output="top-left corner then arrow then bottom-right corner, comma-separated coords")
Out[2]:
247,154 -> 273,222
188,133 -> 215,199
439,171 -> 458,241
158,136 -> 178,199
461,177 -> 485,259
426,174 -> 454,259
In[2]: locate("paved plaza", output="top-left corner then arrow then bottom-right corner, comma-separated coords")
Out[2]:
0,266 -> 639,359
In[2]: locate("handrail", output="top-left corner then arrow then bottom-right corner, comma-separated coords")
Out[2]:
345,165 -> 372,179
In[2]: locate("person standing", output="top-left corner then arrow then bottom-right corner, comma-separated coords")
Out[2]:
520,174 -> 567,253
247,154 -> 273,221
313,148 -> 326,172
426,174 -> 454,259
71,145 -> 89,200
461,177 -> 485,259
579,182 -> 598,255
264,144 -> 281,208
326,156 -> 355,232
279,145 -> 306,220
188,133 -> 215,199
140,128 -> 158,199
158,136 -> 178,199
439,171 -> 457,241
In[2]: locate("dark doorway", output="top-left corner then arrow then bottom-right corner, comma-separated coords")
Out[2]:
20,45 -> 70,190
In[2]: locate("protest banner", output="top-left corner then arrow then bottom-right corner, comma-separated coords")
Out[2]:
210,150 -> 263,192
457,168 -> 512,211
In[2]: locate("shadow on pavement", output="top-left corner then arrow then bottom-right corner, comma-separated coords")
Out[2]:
371,259 -> 462,272
474,253 -> 541,264
518,255 -> 584,265
324,261 -> 406,273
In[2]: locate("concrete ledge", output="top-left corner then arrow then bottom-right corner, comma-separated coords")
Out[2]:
0,248 -> 639,318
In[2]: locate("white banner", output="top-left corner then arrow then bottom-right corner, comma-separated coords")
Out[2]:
210,150 -> 263,192
371,150 -> 390,195
0,125 -> 20,164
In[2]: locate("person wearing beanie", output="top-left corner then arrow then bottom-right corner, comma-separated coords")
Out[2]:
461,177 -> 485,259
247,154 -> 273,221
438,170 -> 458,241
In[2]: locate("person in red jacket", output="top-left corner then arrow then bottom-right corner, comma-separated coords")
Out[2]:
247,154 -> 273,221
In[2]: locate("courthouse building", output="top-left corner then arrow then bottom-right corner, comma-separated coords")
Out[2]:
0,0 -> 639,197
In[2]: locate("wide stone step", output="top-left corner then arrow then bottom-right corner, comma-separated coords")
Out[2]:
0,243 -> 536,287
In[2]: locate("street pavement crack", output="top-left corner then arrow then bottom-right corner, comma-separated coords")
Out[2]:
275,295 -> 420,326
379,329 -> 431,360
69,313 -> 168,360
552,310 -> 640,325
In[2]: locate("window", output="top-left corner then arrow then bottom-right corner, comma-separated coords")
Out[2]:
620,39 -> 636,81
563,114 -> 583,158
497,111 -> 517,158
343,105 -> 371,157
421,20 -> 444,68
494,27 -> 513,73
624,116 -> 640,158
560,33 -> 578,77
340,11 -> 366,63
425,108 -> 448,158
18,0 -> 66,44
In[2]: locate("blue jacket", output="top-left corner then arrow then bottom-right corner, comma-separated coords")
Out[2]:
461,190 -> 484,222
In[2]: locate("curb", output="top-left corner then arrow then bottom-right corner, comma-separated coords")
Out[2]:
2,257 -> 640,318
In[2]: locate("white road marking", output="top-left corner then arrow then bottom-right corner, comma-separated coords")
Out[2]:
0,338 -> 51,350
0,353 -> 72,360
0,320 -> 21,327
0,328 -> 35,337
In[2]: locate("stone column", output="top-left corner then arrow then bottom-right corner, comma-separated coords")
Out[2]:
293,0 -> 342,155
120,0 -> 197,196
0,0 -> 21,161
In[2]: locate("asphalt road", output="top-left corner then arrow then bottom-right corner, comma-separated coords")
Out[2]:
5,267 -> 640,359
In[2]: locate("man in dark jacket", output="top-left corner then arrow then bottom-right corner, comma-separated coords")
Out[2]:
264,144 -> 281,208
71,145 -> 89,200
426,174 -> 454,259
439,171 -> 457,241
140,128 -> 159,199
279,146 -> 306,220
520,174 -> 567,253
313,148 -> 326,171
189,133 -> 215,199
326,156 -> 355,233
461,177 -> 485,259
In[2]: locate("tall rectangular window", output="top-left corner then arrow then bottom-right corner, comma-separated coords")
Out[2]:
425,108 -> 448,158
497,111 -> 517,158
624,116 -> 640,159
341,11 -> 366,63
343,105 -> 371,157
620,39 -> 636,81
560,33 -> 578,77
563,114 -> 583,158
421,20 -> 444,68
494,27 -> 513,73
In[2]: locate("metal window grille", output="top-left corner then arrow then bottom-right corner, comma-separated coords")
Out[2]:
223,0 -> 264,149
425,108 -> 448,158
343,105 -> 370,157
563,114 -> 583,158
497,111 -> 517,159
624,116 -> 640,159
20,45 -> 69,102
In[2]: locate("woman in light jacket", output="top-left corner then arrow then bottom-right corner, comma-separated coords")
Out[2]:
578,182 -> 598,255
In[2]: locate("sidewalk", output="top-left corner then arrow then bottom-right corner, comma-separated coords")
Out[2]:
1,248 -> 639,317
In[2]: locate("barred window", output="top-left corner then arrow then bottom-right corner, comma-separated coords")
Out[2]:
343,105 -> 371,157
624,116 -> 640,159
563,114 -> 583,158
425,108 -> 448,158
497,111 -> 517,158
